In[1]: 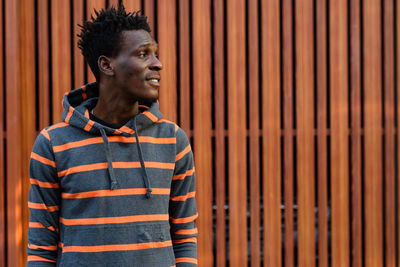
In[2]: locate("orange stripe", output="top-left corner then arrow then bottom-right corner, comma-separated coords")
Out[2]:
175,257 -> 198,264
41,129 -> 50,141
58,161 -> 175,177
53,136 -> 175,152
174,228 -> 198,235
138,104 -> 150,109
120,126 -> 135,134
172,167 -> 195,180
170,191 -> 196,201
170,213 -> 198,224
53,137 -> 104,152
84,109 -> 89,118
143,111 -> 158,122
62,240 -> 172,253
29,222 -> 57,232
31,152 -> 56,168
172,237 -> 197,244
47,122 -> 68,131
58,162 -> 108,177
62,188 -> 170,199
175,144 -> 191,161
30,178 -> 59,189
83,119 -> 94,131
27,255 -> 56,263
28,202 -> 59,212
60,214 -> 169,226
65,106 -> 74,123
112,161 -> 175,169
28,243 -> 58,251
81,85 -> 87,100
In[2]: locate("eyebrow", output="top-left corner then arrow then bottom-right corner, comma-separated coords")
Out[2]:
137,43 -> 159,49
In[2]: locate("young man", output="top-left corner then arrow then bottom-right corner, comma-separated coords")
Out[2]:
27,6 -> 197,266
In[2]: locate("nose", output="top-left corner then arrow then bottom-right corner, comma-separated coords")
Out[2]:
149,55 -> 162,71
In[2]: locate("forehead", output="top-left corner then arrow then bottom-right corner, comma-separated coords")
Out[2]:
118,30 -> 157,51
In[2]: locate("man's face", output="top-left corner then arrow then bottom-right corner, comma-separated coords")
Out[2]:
111,30 -> 162,102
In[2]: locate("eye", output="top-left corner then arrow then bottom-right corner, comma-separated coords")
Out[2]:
138,51 -> 147,58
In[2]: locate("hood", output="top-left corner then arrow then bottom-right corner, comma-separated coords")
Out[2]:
61,82 -> 163,136
61,82 -> 162,197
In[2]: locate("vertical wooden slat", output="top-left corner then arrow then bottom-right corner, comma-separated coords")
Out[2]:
350,0 -> 362,266
122,0 -> 141,12
192,1 -> 213,265
282,1 -> 295,266
383,0 -> 396,266
38,0 -> 50,129
51,0 -> 71,121
178,0 -> 190,133
248,0 -> 260,265
397,0 -> 400,264
262,0 -> 281,266
73,0 -> 85,88
363,1 -> 383,266
143,0 -> 155,34
227,0 -> 247,265
295,0 -> 315,266
330,0 -> 350,266
108,0 -> 120,8
157,0 -> 177,122
19,0 -> 36,263
0,0 -> 5,263
86,0 -> 106,84
5,0 -> 23,265
316,0 -> 328,266
213,0 -> 226,266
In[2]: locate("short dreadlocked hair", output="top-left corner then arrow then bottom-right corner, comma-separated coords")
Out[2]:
78,5 -> 151,81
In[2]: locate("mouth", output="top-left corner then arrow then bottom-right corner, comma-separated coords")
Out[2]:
146,75 -> 161,87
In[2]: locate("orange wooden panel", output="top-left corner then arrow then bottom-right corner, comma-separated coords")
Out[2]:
19,0 -> 37,263
86,0 -> 106,83
262,0 -> 281,266
227,0 -> 247,265
315,0 -> 328,266
248,0 -> 260,265
157,0 -> 177,122
143,0 -> 155,34
192,0 -> 213,265
38,0 -> 50,129
51,0 -> 71,122
5,0 -> 23,265
397,0 -> 400,263
73,0 -> 85,88
213,0 -> 226,266
349,0 -> 362,266
0,0 -> 4,263
295,0 -> 315,266
363,1 -> 383,266
178,0 -> 190,133
122,0 -> 141,12
108,0 -> 120,8
383,0 -> 396,266
329,0 -> 350,266
282,1 -> 295,266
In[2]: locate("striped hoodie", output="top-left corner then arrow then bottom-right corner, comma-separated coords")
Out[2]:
27,83 -> 198,266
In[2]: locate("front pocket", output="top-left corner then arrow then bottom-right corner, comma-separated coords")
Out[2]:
59,222 -> 174,266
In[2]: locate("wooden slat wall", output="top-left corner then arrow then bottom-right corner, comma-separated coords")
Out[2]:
1,1 -> 399,266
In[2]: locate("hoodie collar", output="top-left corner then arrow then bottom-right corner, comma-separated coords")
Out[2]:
61,83 -> 163,136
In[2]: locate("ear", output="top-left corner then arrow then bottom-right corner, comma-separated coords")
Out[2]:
98,55 -> 114,76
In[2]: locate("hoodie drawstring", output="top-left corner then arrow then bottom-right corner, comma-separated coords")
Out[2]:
100,128 -> 119,190
133,117 -> 152,198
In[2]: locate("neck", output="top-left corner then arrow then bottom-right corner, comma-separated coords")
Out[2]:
92,81 -> 139,125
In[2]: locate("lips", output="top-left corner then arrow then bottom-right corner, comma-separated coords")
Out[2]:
145,74 -> 161,87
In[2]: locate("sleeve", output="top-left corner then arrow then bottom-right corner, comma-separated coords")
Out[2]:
169,127 -> 198,266
26,130 -> 60,266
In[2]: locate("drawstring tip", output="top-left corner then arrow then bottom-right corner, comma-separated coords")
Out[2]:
146,188 -> 152,198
